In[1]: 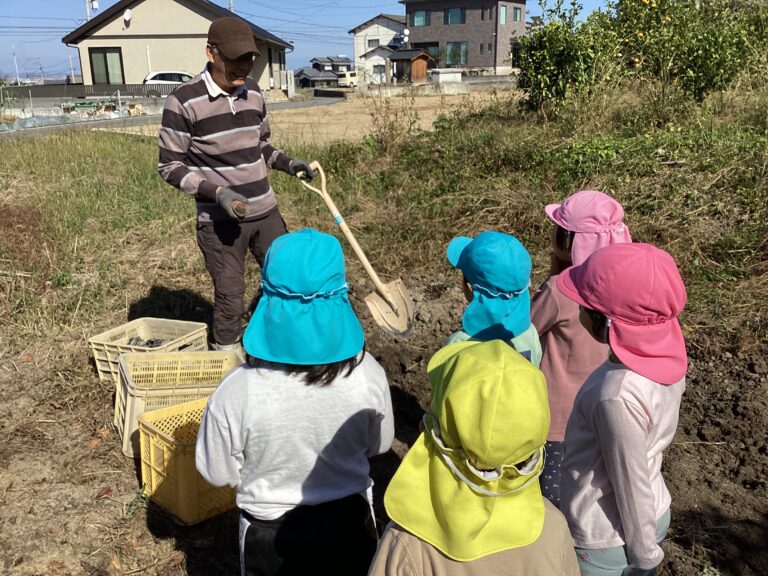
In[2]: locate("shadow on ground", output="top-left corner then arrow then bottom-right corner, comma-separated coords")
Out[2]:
665,504 -> 768,576
128,285 -> 213,327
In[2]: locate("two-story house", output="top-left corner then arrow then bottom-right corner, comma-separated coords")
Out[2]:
310,56 -> 353,73
400,0 -> 526,74
349,14 -> 407,85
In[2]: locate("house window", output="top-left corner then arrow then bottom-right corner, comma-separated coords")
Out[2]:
373,64 -> 386,76
488,42 -> 493,53
480,43 -> 484,55
368,38 -> 380,49
446,41 -> 468,66
89,47 -> 124,85
410,10 -> 430,26
481,7 -> 485,20
511,39 -> 522,66
499,5 -> 507,25
412,42 -> 440,60
444,8 -> 466,25
513,7 -> 522,22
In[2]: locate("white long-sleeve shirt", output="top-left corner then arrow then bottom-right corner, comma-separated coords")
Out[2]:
561,361 -> 685,570
196,352 -> 394,520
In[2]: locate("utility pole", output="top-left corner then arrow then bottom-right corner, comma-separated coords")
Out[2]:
38,61 -> 44,85
12,44 -> 20,85
68,46 -> 75,81
85,0 -> 99,21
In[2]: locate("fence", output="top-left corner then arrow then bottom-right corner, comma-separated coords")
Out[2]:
0,83 -> 178,100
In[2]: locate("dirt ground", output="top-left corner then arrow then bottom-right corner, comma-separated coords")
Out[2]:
1,90 -> 766,576
110,89 -> 500,145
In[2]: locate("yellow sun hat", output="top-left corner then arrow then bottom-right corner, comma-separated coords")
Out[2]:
384,340 -> 550,561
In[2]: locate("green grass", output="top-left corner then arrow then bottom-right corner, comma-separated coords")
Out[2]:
0,85 -> 766,349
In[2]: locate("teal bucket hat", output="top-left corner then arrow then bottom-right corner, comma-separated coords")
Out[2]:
242,229 -> 365,365
447,231 -> 532,340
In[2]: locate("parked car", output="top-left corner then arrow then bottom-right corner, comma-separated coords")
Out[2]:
337,70 -> 358,88
143,71 -> 193,96
143,71 -> 193,84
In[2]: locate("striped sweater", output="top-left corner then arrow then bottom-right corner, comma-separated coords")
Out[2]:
157,68 -> 292,222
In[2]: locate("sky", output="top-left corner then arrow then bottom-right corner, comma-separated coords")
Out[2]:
0,0 -> 605,81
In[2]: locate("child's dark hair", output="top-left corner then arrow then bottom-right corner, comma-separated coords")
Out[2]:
247,349 -> 365,386
581,306 -> 611,342
555,225 -> 576,257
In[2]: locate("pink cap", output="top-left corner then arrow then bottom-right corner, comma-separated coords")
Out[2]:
545,190 -> 632,265
556,243 -> 687,385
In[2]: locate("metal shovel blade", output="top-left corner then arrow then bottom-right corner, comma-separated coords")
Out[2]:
364,278 -> 414,337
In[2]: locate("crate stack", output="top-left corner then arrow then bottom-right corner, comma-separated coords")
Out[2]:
88,317 -> 238,524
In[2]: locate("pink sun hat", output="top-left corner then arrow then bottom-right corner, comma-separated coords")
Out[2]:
545,190 -> 632,265
556,243 -> 687,385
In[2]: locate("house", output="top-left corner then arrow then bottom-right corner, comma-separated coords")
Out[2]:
310,56 -> 353,73
348,14 -> 407,86
400,0 -> 526,74
61,0 -> 292,91
354,46 -> 434,85
294,67 -> 339,89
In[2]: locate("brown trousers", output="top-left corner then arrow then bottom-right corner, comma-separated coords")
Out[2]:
196,209 -> 287,346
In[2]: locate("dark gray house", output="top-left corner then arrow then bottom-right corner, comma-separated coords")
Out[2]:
399,0 -> 526,73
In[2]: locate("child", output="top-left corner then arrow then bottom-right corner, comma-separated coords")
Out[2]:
446,231 -> 542,366
557,243 -> 687,576
368,339 -> 579,576
195,229 -> 395,576
530,190 -> 632,507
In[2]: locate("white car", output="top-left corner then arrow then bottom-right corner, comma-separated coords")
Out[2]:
337,70 -> 358,88
143,71 -> 194,84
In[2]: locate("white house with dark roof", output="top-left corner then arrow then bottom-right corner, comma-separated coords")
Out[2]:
348,14 -> 407,86
61,0 -> 291,90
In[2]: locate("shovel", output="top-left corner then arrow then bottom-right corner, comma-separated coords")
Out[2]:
299,161 -> 414,337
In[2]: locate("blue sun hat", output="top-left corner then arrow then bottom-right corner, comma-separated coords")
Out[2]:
242,229 -> 364,365
447,231 -> 532,340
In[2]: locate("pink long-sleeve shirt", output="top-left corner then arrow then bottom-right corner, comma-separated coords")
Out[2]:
561,361 -> 685,570
531,276 -> 609,441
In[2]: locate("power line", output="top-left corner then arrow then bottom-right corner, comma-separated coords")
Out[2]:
0,15 -> 79,21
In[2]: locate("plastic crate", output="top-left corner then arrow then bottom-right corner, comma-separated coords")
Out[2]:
139,397 -> 236,525
88,317 -> 209,384
116,350 -> 240,458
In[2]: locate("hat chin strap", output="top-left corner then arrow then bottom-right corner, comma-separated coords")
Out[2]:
438,448 -> 544,497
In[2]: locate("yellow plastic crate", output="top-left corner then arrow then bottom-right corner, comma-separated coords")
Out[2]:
116,350 -> 241,458
88,317 -> 209,384
139,397 -> 236,525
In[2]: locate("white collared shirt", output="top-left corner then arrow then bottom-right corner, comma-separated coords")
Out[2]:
202,65 -> 247,114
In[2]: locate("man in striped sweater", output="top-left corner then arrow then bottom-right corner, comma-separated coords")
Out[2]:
158,17 -> 315,356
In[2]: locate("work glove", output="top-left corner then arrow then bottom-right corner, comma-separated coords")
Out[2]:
216,187 -> 248,220
288,159 -> 317,181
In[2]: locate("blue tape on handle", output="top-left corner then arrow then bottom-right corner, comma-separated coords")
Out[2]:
334,214 -> 343,224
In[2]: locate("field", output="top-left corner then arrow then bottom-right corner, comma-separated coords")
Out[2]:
0,85 -> 766,576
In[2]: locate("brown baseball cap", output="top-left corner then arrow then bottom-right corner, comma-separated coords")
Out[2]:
208,17 -> 260,59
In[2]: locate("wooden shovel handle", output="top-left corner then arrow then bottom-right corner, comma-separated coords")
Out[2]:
299,161 -> 398,310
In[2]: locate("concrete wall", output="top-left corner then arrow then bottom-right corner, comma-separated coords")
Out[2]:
74,0 -> 280,88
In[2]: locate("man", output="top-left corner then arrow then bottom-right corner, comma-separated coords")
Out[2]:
158,16 -> 315,355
